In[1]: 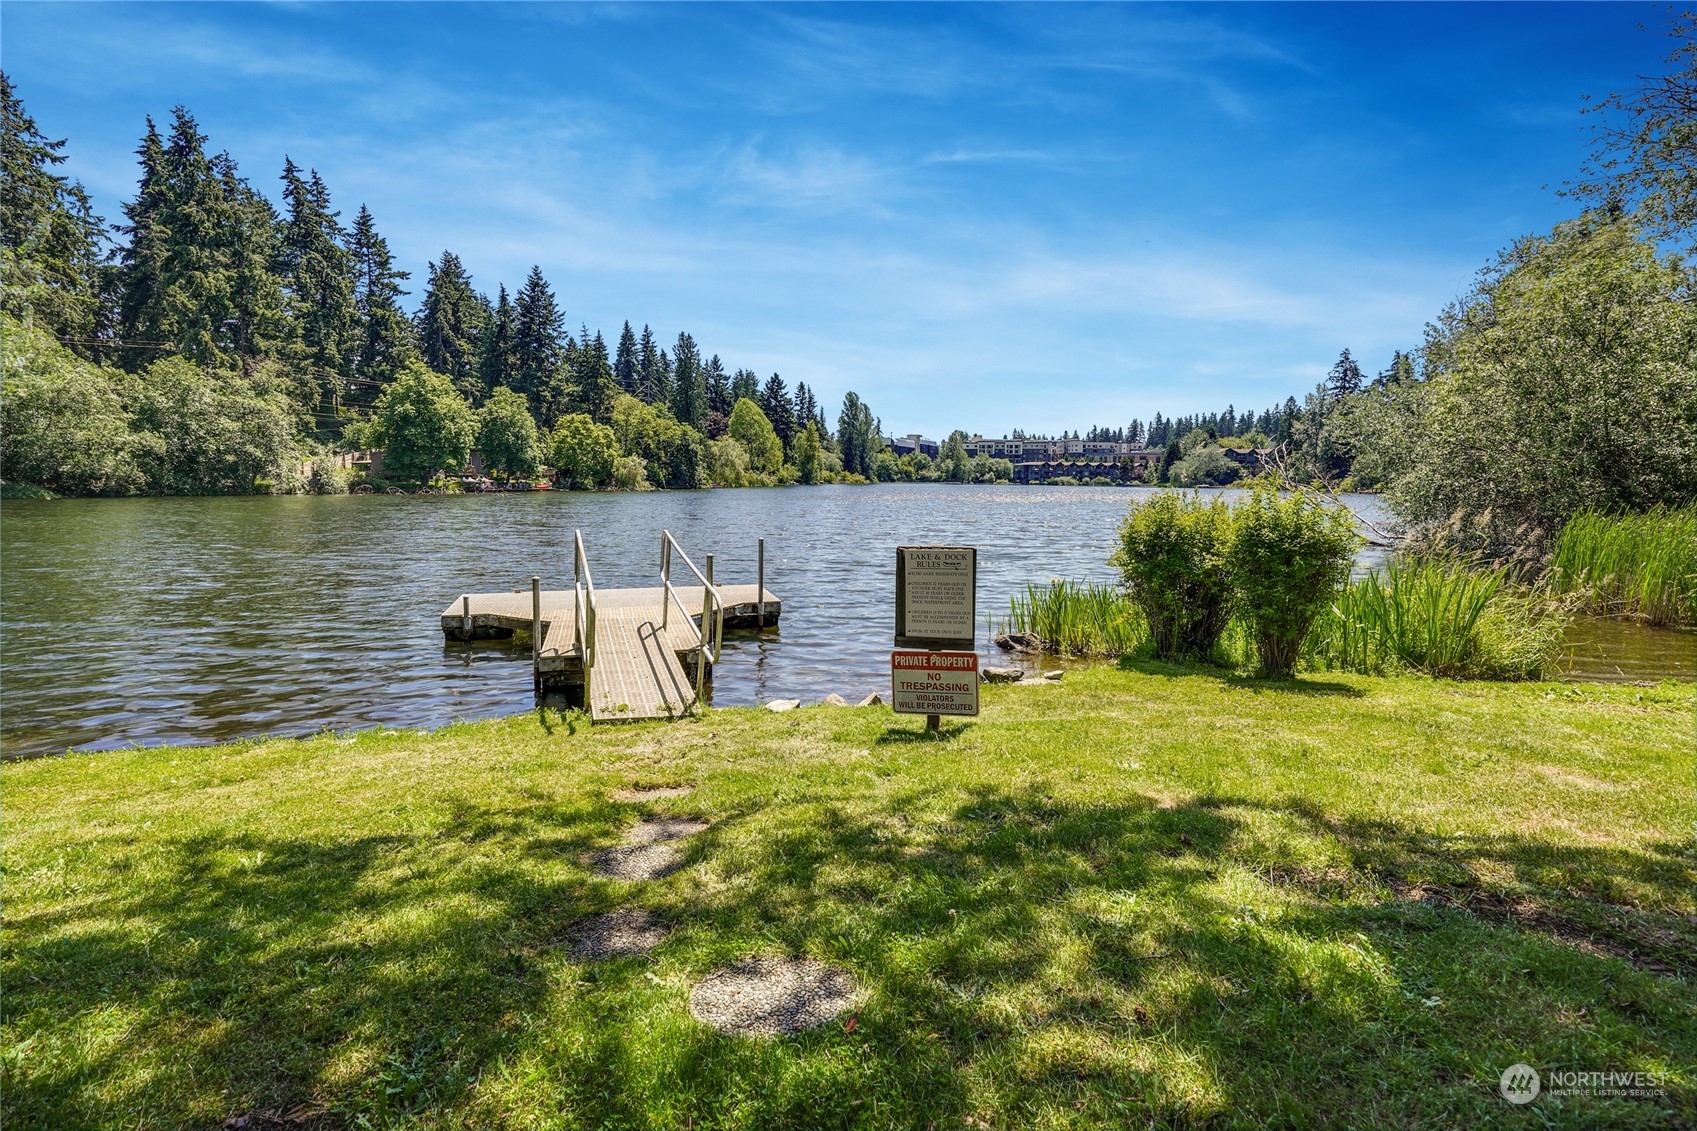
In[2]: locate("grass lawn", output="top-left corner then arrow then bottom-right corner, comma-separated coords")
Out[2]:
4,664 -> 1694,1129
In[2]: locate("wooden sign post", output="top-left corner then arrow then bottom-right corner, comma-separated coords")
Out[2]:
893,546 -> 978,729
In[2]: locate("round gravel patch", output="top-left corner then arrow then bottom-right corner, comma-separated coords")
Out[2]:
612,785 -> 694,803
625,818 -> 709,843
568,910 -> 669,959
590,843 -> 685,880
688,956 -> 858,1037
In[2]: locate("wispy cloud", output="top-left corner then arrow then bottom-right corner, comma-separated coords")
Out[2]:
49,11 -> 376,87
716,142 -> 901,214
920,148 -> 1073,166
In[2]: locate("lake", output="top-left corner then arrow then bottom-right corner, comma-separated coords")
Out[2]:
1,486 -> 1686,759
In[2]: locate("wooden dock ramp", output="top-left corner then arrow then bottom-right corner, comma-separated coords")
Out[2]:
440,531 -> 780,723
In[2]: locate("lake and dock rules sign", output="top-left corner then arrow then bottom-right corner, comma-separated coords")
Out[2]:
893,546 -> 979,719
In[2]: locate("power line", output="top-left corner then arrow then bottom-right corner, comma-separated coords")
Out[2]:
53,335 -> 177,351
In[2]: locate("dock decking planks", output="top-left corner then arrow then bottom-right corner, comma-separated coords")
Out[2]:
587,606 -> 696,720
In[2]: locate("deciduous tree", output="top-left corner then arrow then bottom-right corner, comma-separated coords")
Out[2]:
550,412 -> 618,488
1565,13 -> 1697,253
476,386 -> 541,479
729,396 -> 783,474
368,360 -> 476,482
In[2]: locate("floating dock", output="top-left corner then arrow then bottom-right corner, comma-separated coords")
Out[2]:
440,532 -> 779,723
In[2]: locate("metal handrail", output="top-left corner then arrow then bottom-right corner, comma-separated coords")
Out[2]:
574,530 -> 597,674
659,530 -> 725,700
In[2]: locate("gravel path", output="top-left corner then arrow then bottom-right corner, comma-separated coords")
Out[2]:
589,843 -> 685,880
625,818 -> 710,843
568,910 -> 669,958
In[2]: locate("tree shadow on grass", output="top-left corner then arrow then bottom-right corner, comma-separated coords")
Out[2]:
1220,673 -> 1365,697
873,721 -> 976,744
629,784 -> 1696,1128
1116,652 -> 1365,697
5,794 -> 625,1131
10,783 -> 1695,1130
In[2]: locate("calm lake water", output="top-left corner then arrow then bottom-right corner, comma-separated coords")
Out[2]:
0,486 -> 1686,759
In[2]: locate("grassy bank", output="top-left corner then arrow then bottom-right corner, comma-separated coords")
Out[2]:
5,668 -> 1694,1130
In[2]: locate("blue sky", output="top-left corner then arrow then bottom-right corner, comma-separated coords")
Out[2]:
2,2 -> 1671,437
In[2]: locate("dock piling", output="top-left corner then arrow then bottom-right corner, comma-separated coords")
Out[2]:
531,576 -> 541,662
462,595 -> 472,643
757,538 -> 765,628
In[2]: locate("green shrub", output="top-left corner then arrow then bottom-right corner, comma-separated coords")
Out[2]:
1550,505 -> 1697,626
307,462 -> 352,495
1112,493 -> 1234,659
1228,486 -> 1361,677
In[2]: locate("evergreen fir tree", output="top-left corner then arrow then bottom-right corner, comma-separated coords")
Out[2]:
760,373 -> 797,452
346,203 -> 412,390
1158,440 -> 1181,482
1278,396 -> 1301,443
0,71 -> 107,349
730,367 -> 759,405
512,264 -> 567,426
415,250 -> 487,397
117,108 -> 263,371
572,329 -> 617,423
1326,348 -> 1364,401
636,324 -> 667,404
214,154 -> 287,364
476,284 -> 517,396
655,348 -> 673,408
614,320 -> 639,394
794,382 -> 818,433
703,353 -> 730,416
668,331 -> 706,429
1374,349 -> 1417,388
115,116 -> 168,364
279,160 -> 357,395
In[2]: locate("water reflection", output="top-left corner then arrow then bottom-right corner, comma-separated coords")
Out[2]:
1561,617 -> 1695,684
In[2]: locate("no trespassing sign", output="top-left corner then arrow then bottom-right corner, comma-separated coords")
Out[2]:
890,650 -> 979,717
